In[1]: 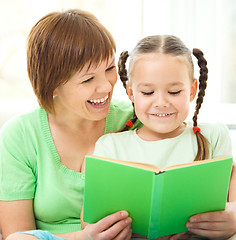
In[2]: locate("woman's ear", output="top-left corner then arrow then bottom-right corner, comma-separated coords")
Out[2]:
53,89 -> 58,97
190,79 -> 198,102
126,82 -> 134,103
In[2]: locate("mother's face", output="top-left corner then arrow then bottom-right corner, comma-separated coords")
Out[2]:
53,55 -> 117,121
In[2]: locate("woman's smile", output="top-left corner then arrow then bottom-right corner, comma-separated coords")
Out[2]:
87,95 -> 110,109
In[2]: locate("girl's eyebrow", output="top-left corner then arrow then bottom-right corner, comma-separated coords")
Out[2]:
168,82 -> 185,87
137,81 -> 185,88
137,82 -> 154,87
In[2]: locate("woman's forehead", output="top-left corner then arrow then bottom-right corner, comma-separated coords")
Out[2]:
76,55 -> 115,76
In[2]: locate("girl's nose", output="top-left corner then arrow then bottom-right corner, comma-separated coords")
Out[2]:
153,93 -> 168,107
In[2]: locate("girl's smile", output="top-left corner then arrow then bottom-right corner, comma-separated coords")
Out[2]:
150,112 -> 174,117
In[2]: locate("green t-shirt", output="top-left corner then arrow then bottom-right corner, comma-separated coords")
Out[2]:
0,99 -> 141,234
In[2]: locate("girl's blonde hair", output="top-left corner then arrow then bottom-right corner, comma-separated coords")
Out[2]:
118,35 -> 209,161
27,9 -> 116,113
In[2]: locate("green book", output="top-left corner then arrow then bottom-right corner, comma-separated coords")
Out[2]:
83,155 -> 232,239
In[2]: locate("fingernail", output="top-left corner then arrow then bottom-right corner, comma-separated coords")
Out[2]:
125,217 -> 132,224
121,211 -> 128,217
190,218 -> 196,222
186,223 -> 193,228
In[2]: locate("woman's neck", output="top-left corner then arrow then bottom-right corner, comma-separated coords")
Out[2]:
49,104 -> 106,133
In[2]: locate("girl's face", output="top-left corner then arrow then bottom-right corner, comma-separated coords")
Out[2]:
53,56 -> 117,121
128,53 -> 197,140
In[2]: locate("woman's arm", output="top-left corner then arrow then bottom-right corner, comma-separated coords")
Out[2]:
6,211 -> 132,240
0,199 -> 36,239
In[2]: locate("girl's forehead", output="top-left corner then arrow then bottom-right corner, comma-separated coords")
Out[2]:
133,52 -> 187,63
130,53 -> 193,80
130,54 -> 193,87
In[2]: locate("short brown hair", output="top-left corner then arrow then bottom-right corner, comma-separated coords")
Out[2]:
27,9 -> 116,113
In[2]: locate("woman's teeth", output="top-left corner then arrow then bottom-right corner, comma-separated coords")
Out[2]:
89,95 -> 108,104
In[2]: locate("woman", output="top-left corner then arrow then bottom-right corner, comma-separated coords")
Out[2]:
0,9 -> 141,240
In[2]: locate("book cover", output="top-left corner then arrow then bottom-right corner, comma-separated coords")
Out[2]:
83,155 -> 233,239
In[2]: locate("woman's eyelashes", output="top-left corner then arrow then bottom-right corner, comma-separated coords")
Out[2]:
81,65 -> 116,84
106,65 -> 116,72
82,66 -> 115,83
82,77 -> 94,84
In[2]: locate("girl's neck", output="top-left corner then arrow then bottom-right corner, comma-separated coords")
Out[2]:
137,123 -> 186,141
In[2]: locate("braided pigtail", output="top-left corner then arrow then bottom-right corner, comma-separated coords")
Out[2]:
192,48 -> 209,161
120,112 -> 139,132
118,51 -> 129,92
117,51 -> 138,132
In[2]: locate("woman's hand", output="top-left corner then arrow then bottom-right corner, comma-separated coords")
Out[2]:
80,211 -> 132,240
185,202 -> 236,239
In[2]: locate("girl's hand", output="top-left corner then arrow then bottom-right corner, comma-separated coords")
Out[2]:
81,211 -> 132,240
186,202 -> 236,239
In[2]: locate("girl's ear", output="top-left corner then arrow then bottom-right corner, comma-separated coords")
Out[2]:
190,79 -> 198,102
126,82 -> 134,102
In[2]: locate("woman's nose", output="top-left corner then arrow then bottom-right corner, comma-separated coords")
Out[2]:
97,74 -> 115,93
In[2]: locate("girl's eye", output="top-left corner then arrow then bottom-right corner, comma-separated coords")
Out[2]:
82,77 -> 93,84
106,65 -> 116,72
141,91 -> 154,95
169,90 -> 181,95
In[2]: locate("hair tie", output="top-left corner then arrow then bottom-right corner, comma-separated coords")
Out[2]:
125,120 -> 133,128
193,126 -> 201,134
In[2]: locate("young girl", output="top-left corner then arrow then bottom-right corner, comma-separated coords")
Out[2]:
92,35 -> 236,239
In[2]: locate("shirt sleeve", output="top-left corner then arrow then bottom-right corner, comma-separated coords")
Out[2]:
93,134 -> 119,160
23,230 -> 69,240
105,99 -> 142,133
210,123 -> 233,158
0,118 -> 36,200
228,232 -> 236,240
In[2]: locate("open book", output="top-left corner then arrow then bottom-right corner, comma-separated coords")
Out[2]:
83,155 -> 233,239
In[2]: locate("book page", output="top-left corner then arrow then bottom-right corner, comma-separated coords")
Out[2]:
162,157 -> 231,171
90,155 -> 160,172
89,156 -> 231,173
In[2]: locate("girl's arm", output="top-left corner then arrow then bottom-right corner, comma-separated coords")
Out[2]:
229,162 -> 236,202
